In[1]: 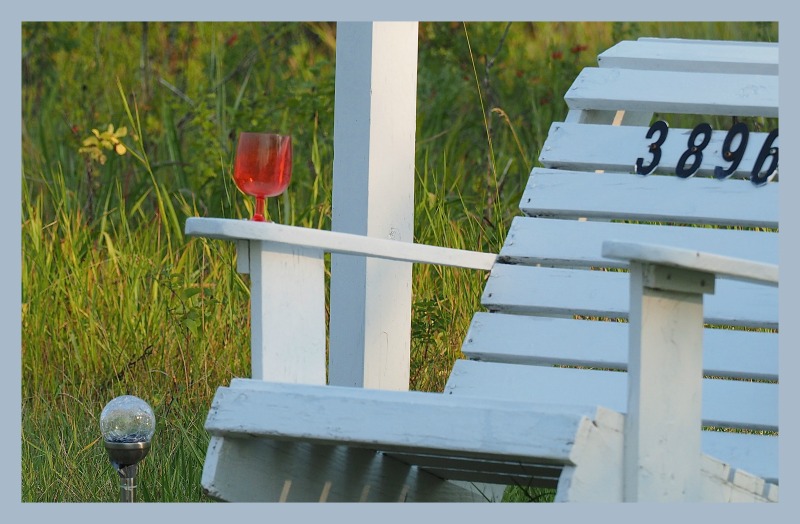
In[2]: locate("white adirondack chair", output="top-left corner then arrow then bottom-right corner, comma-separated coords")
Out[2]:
185,36 -> 779,502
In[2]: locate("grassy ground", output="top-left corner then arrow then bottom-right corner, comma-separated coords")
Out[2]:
20,21 -> 777,502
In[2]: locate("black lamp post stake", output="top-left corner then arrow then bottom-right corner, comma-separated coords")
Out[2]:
105,440 -> 151,502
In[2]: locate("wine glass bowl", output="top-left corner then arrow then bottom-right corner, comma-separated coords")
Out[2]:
233,132 -> 292,222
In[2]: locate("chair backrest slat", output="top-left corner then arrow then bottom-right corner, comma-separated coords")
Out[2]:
499,217 -> 778,268
598,38 -> 778,75
539,121 -> 778,178
520,170 -> 779,227
462,312 -> 778,381
481,263 -> 778,329
566,68 -> 778,117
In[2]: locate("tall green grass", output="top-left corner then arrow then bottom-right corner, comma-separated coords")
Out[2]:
21,21 -> 778,502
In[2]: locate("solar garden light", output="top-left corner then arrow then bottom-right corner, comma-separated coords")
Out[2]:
100,395 -> 156,502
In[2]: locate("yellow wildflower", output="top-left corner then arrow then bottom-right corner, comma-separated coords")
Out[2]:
78,123 -> 130,165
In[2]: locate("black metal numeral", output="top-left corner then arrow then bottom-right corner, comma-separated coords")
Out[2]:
676,123 -> 712,178
635,120 -> 669,176
713,122 -> 749,180
750,129 -> 779,187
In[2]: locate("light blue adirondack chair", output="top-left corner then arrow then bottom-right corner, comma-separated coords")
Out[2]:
186,32 -> 778,502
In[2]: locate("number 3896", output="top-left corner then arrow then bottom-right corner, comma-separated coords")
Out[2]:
634,120 -> 778,186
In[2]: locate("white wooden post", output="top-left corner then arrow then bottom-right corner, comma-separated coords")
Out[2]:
238,241 -> 327,384
624,262 -> 713,501
328,22 -> 419,390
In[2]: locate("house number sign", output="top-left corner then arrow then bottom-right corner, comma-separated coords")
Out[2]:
634,120 -> 778,186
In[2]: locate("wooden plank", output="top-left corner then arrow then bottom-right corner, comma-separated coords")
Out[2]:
624,261 -> 706,501
698,454 -> 778,501
701,432 -> 778,485
444,360 -> 777,432
637,37 -> 778,48
555,406 -> 625,501
538,122 -> 778,178
565,68 -> 778,118
519,169 -> 779,228
564,108 -> 652,126
416,467 -> 559,489
386,451 -> 563,485
461,312 -> 778,381
499,217 -> 778,269
386,451 -> 563,488
481,263 -> 778,329
207,379 -> 599,465
247,241 -> 327,383
603,241 -> 778,285
329,22 -> 419,390
597,39 -> 778,75
201,436 -> 485,502
185,217 -> 496,270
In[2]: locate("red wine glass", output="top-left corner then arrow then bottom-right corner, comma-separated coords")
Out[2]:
233,132 -> 292,222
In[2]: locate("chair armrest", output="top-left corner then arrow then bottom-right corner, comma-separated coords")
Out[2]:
185,217 -> 496,271
603,239 -> 777,500
185,217 -> 496,383
602,240 -> 777,286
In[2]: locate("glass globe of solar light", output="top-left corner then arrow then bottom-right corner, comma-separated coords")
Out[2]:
100,395 -> 156,502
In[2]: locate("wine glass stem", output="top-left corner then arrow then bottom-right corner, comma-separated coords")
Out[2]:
254,197 -> 266,222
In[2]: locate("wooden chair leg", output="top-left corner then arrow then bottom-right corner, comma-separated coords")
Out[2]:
624,261 -> 714,501
239,240 -> 327,384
